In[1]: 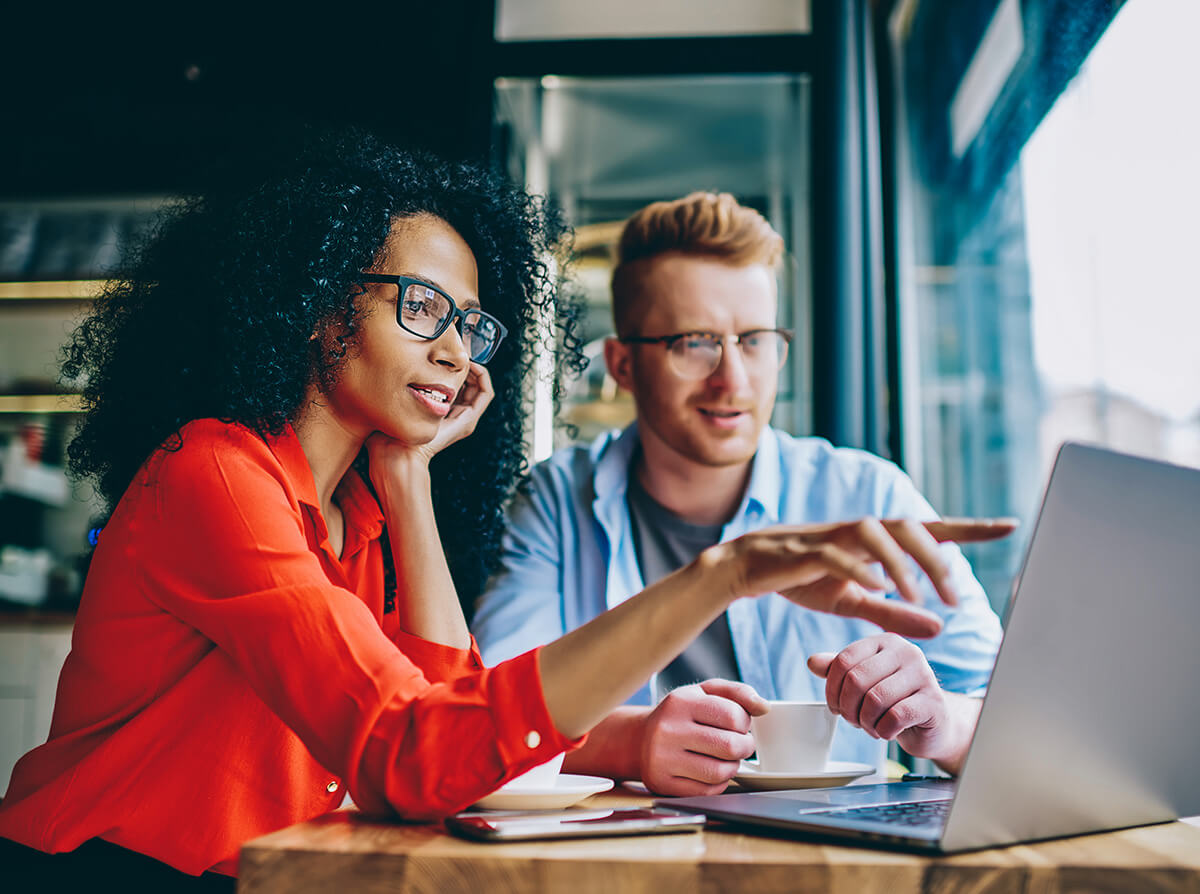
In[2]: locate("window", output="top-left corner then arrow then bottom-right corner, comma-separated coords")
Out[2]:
890,0 -> 1200,611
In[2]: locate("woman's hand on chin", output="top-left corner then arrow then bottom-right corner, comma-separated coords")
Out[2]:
369,362 -> 495,471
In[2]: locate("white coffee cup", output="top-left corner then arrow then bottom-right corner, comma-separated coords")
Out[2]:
750,700 -> 837,773
502,752 -> 565,790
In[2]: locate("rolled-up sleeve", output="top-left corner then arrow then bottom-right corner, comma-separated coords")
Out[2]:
143,431 -> 581,820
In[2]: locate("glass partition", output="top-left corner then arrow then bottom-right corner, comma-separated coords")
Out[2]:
493,74 -> 811,455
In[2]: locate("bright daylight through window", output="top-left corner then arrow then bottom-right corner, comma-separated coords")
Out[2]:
893,0 -> 1200,613
1021,0 -> 1200,473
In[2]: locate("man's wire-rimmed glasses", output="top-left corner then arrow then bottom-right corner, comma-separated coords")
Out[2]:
359,273 -> 508,364
620,329 -> 793,380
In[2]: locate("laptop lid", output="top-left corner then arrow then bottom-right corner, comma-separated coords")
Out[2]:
660,442 -> 1200,852
940,441 -> 1200,849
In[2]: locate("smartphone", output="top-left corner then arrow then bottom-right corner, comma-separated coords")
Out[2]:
445,806 -> 706,842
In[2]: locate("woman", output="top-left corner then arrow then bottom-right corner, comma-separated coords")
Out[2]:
0,131 -> 1009,887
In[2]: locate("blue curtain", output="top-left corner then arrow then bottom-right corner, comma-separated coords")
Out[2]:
810,0 -> 889,457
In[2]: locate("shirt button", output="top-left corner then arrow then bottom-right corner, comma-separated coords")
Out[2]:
524,730 -> 541,749
326,781 -> 339,793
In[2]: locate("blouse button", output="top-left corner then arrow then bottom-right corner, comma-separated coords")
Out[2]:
524,730 -> 541,749
326,780 -> 339,793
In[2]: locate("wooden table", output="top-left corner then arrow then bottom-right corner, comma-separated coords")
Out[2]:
238,786 -> 1200,893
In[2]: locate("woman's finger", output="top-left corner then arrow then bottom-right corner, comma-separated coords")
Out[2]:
445,363 -> 494,429
884,518 -> 957,606
805,541 -> 892,592
826,583 -> 944,638
453,367 -> 479,408
459,363 -> 494,412
923,517 -> 1018,543
845,518 -> 923,604
779,578 -> 944,638
472,361 -> 495,402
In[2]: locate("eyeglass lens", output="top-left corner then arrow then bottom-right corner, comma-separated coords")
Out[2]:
400,282 -> 499,362
398,283 -> 446,335
461,314 -> 501,361
668,332 -> 789,378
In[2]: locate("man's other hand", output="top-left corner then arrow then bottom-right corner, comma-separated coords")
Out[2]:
808,634 -> 978,773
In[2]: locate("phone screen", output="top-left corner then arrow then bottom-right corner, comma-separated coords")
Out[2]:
445,807 -> 706,842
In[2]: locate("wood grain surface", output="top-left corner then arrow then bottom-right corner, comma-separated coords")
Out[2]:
238,786 -> 1200,894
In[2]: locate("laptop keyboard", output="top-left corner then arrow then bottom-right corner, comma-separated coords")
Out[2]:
812,799 -> 952,827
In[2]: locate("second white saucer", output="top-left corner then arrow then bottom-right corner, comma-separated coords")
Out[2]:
733,760 -> 875,791
471,774 -> 615,811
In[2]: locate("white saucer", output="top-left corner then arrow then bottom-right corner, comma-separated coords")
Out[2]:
471,774 -> 615,811
733,760 -> 875,791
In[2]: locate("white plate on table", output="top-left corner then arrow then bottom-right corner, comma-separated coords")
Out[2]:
471,774 -> 615,811
732,760 -> 874,791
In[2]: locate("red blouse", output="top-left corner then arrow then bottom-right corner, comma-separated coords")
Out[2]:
0,420 -> 579,876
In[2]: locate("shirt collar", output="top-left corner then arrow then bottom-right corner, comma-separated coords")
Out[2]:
336,469 -> 385,541
266,423 -> 321,510
265,424 -> 384,541
740,425 -> 783,525
593,423 -> 641,504
592,422 -> 783,527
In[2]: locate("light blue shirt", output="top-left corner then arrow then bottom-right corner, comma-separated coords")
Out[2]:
472,424 -> 1003,769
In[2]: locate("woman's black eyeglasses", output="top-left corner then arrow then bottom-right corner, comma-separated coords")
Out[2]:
359,274 -> 508,364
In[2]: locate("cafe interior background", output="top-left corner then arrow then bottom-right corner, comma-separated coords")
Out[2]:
1,0 -> 1197,785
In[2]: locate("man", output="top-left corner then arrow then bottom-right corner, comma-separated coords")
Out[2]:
472,192 -> 1004,796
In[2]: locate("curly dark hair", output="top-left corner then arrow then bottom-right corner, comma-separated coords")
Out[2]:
62,128 -> 585,614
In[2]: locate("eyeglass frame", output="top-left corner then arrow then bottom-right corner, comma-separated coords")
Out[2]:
619,328 -> 794,378
357,273 -> 509,364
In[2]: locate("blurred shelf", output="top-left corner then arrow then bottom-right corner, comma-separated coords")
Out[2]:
563,397 -> 636,430
0,280 -> 105,301
0,394 -> 84,414
573,221 -> 624,256
0,605 -> 75,625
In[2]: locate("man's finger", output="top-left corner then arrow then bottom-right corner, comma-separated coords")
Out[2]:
687,695 -> 754,735
698,679 -> 769,716
821,637 -> 890,716
666,751 -> 744,786
874,692 -> 934,740
807,652 -> 836,678
835,649 -> 906,727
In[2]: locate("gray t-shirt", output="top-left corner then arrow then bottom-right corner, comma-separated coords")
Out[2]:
626,470 -> 741,694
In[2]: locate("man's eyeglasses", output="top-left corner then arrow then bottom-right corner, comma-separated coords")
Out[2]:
620,329 -> 793,380
358,273 -> 508,364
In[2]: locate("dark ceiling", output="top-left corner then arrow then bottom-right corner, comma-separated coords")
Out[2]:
0,2 -> 497,198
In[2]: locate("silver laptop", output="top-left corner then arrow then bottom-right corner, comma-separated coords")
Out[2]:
660,442 -> 1200,852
